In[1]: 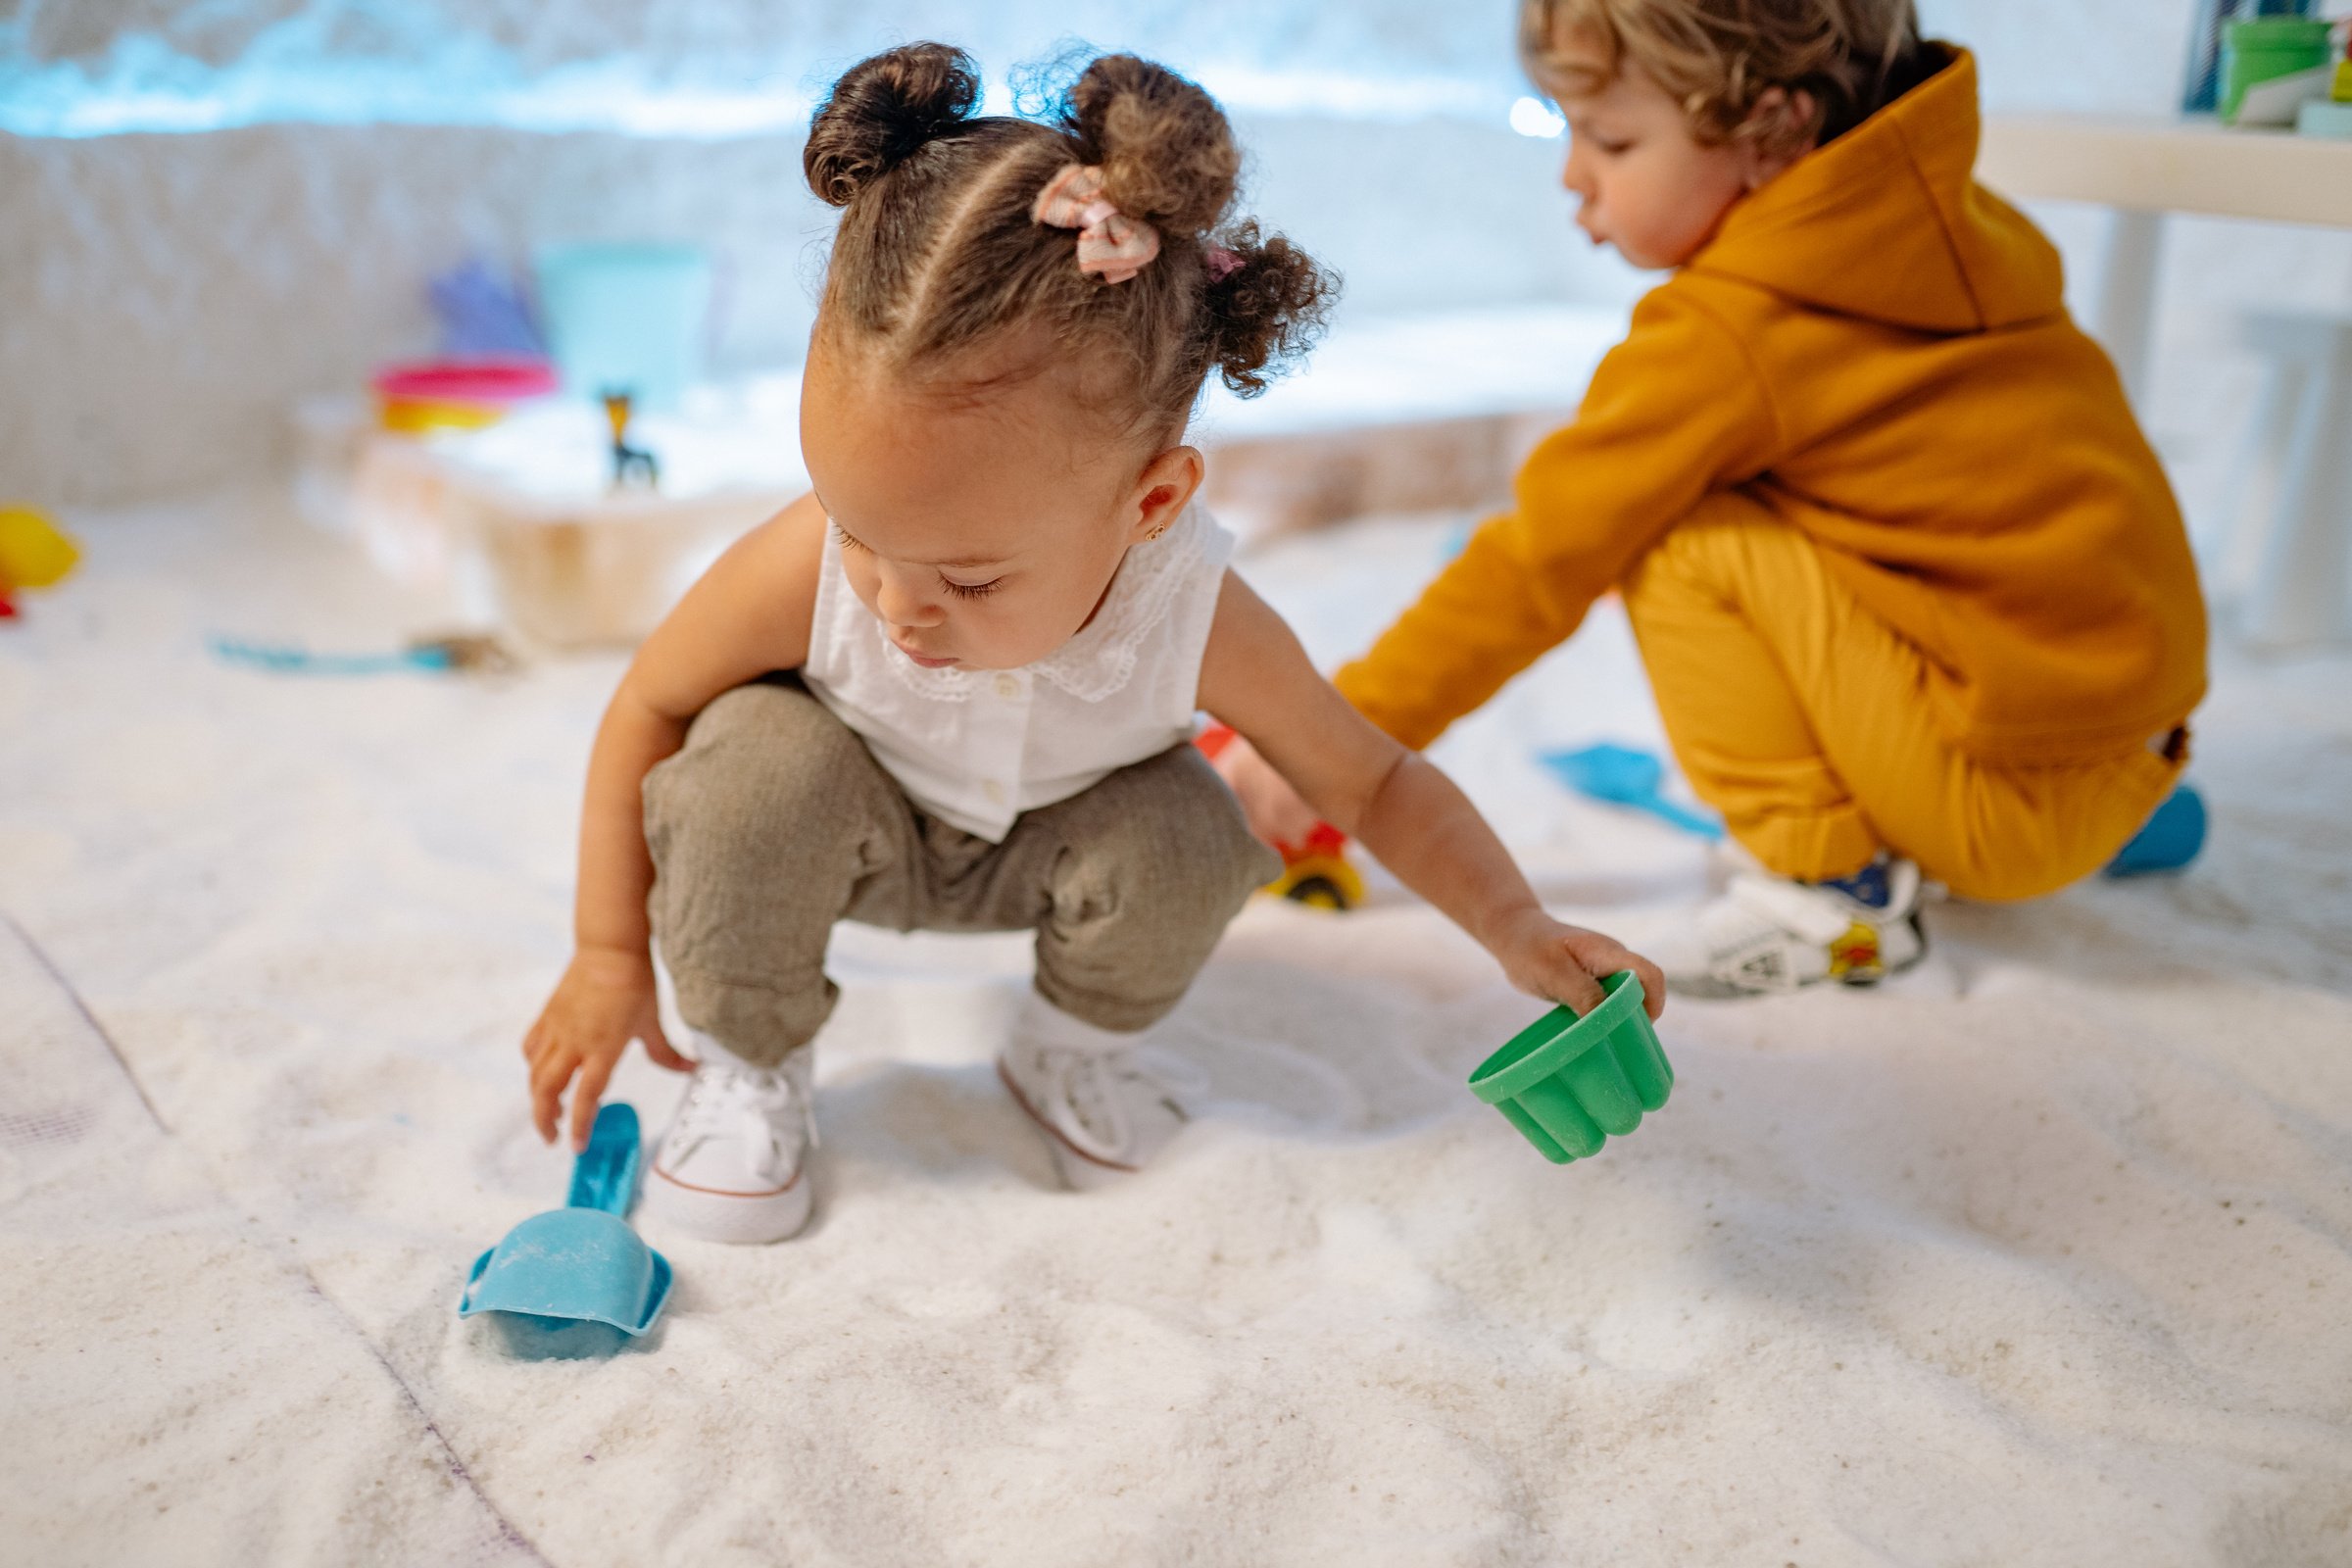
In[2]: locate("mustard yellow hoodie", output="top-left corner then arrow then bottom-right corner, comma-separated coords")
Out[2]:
1335,46 -> 2208,766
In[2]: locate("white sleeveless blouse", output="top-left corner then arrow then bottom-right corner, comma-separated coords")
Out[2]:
801,504 -> 1235,843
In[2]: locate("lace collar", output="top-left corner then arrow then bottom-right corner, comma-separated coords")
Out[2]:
873,506 -> 1211,705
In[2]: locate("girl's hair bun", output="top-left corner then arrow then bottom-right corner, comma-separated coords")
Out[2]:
810,42 -> 1339,432
1203,223 -> 1338,397
1062,54 -> 1240,237
805,42 -> 981,208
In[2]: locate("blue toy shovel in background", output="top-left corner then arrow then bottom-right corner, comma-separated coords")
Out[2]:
1542,744 -> 1725,840
460,1103 -> 671,1340
1544,744 -> 2208,876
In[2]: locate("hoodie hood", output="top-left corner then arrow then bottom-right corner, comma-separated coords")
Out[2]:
1688,45 -> 2064,335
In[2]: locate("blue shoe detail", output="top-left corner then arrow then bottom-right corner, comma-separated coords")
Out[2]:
2106,784 -> 2207,877
1813,858 -> 1893,910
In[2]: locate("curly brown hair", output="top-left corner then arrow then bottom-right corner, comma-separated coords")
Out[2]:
1520,0 -> 1926,152
804,44 -> 1338,441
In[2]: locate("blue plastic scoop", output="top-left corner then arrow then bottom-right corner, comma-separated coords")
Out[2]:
1542,744 -> 1725,840
459,1102 -> 671,1337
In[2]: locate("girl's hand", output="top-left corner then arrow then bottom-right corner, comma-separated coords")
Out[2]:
1212,733 -> 1321,850
522,947 -> 693,1152
1486,907 -> 1668,1022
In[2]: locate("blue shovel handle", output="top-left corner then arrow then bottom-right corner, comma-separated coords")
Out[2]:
566,1102 -> 644,1215
1634,794 -> 1726,841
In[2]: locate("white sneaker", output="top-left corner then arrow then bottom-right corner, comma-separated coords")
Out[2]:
1654,858 -> 1928,998
997,997 -> 1199,1192
642,1037 -> 816,1244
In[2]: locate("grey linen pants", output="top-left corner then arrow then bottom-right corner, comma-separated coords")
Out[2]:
643,675 -> 1281,1068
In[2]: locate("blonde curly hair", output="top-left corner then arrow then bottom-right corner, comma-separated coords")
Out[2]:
1519,0 -> 1926,153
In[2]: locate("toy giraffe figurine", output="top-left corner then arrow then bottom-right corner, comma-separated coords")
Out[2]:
601,389 -> 661,492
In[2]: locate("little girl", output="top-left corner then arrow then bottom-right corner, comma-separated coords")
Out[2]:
521,44 -> 1665,1244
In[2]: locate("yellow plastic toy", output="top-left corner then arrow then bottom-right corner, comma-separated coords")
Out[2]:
0,506 -> 78,618
1194,721 -> 1368,910
1262,822 -> 1368,910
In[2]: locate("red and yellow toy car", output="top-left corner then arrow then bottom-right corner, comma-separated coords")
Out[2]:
1196,722 -> 1366,910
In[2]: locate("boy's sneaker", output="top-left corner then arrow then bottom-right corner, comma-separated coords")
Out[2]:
2105,782 -> 2206,876
1655,856 -> 1928,998
642,1037 -> 816,1244
997,997 -> 1196,1192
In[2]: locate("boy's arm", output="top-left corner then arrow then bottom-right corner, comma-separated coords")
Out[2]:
1200,572 -> 1664,1019
1337,288 -> 1782,751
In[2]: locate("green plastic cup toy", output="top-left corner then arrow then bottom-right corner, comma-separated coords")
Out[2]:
1470,971 -> 1673,1163
2220,18 -> 2334,122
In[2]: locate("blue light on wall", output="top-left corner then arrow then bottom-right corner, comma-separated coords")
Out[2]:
0,2 -> 1528,139
1,63 -> 1515,139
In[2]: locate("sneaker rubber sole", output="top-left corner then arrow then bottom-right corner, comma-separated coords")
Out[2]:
641,1160 -> 814,1245
996,1054 -> 1139,1194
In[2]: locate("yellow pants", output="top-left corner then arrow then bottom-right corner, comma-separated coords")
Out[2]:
1621,501 -> 2183,902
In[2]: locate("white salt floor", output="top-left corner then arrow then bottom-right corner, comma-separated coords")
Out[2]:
4,492 -> 2350,1566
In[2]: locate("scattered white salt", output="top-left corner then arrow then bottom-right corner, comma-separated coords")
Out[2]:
3,493 -> 2348,1564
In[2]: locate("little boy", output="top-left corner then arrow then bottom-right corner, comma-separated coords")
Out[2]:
1221,0 -> 2207,996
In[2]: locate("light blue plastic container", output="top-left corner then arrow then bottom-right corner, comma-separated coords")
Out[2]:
459,1103 -> 671,1337
533,244 -> 713,412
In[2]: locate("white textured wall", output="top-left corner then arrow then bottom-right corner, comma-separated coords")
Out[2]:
4,0 -> 2350,515
0,114 -> 1618,505
0,0 -> 1536,131
0,127 -> 825,503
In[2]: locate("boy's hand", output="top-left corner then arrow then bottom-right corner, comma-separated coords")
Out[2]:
522,947 -> 692,1152
1211,733 -> 1322,850
1486,907 -> 1668,1022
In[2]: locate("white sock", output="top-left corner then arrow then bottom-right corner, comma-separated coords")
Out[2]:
1018,992 -> 1145,1056
686,1027 -> 802,1074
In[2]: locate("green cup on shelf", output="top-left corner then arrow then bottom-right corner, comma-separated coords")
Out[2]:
2220,18 -> 2335,122
1470,971 -> 1674,1164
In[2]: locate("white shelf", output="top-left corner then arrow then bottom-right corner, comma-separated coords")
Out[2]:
1979,114 -> 2352,228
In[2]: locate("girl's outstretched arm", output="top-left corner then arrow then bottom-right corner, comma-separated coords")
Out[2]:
1197,571 -> 1665,1020
523,492 -> 831,1149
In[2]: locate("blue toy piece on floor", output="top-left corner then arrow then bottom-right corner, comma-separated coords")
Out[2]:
1541,743 -> 1725,840
2106,784 -> 2208,877
460,1102 -> 671,1338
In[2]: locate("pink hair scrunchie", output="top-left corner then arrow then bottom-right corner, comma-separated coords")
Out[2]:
1031,164 -> 1161,285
